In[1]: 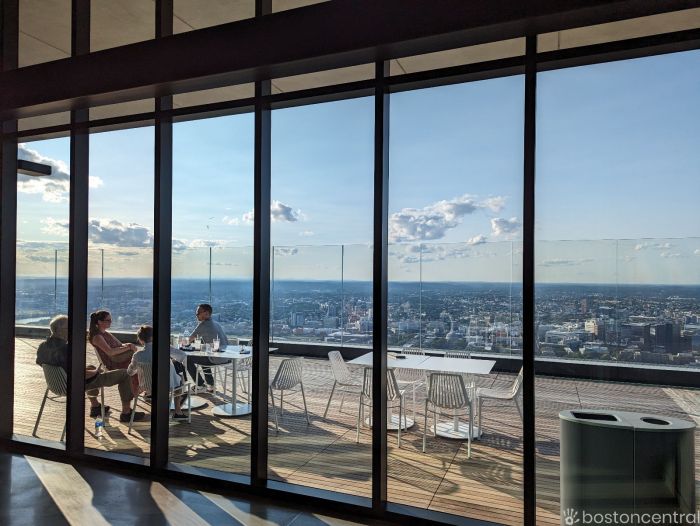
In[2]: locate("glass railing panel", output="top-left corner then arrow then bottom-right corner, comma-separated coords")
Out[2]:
270,245 -> 343,346
388,243 -> 423,352
535,239 -> 619,363
340,244 -> 373,348
211,246 -> 254,343
171,247 -> 212,337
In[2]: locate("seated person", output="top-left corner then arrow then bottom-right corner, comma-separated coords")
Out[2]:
37,314 -> 145,423
88,310 -> 139,394
186,303 -> 229,390
127,325 -> 188,421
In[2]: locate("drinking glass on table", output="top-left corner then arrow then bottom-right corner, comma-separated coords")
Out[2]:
213,336 -> 220,351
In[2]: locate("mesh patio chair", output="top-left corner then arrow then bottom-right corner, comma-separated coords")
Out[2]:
476,367 -> 523,436
323,350 -> 361,419
423,372 -> 473,458
269,358 -> 310,434
33,364 -> 105,442
445,349 -> 475,392
128,362 -> 192,434
356,368 -> 406,447
394,348 -> 426,421
221,356 -> 252,404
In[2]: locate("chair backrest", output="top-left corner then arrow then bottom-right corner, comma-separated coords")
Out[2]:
135,362 -> 153,394
271,358 -> 304,390
445,350 -> 471,359
510,367 -> 524,398
361,368 -> 402,402
401,347 -> 424,356
41,364 -> 68,397
328,351 -> 353,384
394,348 -> 425,383
427,372 -> 469,410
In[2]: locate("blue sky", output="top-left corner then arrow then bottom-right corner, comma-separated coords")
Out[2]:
15,49 -> 700,282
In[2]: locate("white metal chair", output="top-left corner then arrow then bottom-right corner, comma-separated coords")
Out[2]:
446,350 -> 471,359
423,372 -> 473,458
476,367 -> 523,435
323,350 -> 361,419
128,362 -> 192,434
356,368 -> 406,447
194,359 -> 231,394
269,358 -> 310,434
393,348 -> 425,421
221,356 -> 252,404
33,364 -> 69,442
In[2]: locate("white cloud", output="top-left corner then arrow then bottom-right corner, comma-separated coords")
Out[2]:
693,249 -> 700,256
18,143 -> 104,203
660,252 -> 682,259
490,217 -> 521,237
299,230 -> 315,237
466,234 -> 487,246
40,217 -> 70,237
389,194 -> 507,242
88,218 -> 152,247
634,241 -> 672,251
276,247 -> 298,256
231,200 -> 299,226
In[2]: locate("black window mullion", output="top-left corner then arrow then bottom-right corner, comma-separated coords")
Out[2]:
0,0 -> 18,441
522,34 -> 537,526
151,0 -> 174,470
371,60 -> 390,512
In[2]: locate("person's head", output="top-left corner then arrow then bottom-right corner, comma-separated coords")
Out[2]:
136,325 -> 153,345
196,303 -> 212,321
88,310 -> 112,341
49,314 -> 69,342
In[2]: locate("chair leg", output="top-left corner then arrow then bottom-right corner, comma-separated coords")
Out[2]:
422,401 -> 428,453
356,399 -> 363,443
323,381 -> 337,419
128,394 -> 139,435
33,389 -> 49,437
339,391 -> 346,413
412,383 -> 416,421
300,382 -> 310,425
467,403 -> 472,459
478,397 -> 483,435
270,387 -> 279,434
60,422 -> 66,442
100,388 -> 106,424
514,397 -> 523,421
280,391 -> 284,413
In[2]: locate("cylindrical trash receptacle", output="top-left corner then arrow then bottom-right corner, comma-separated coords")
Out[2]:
560,409 -> 695,522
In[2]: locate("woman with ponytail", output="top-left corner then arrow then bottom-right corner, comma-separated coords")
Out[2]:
88,310 -> 139,394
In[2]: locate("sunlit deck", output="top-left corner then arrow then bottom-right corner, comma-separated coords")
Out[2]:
14,337 -> 700,525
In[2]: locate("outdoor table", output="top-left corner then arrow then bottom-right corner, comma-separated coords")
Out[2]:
348,352 -> 496,438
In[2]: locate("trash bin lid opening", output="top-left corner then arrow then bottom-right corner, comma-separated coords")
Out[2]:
640,417 -> 670,425
571,411 -> 618,421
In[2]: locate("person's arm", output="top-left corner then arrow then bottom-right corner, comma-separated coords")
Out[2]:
91,333 -> 132,358
126,351 -> 140,376
188,321 -> 204,343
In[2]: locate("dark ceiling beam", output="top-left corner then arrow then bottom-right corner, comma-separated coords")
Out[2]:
1,0 -> 698,118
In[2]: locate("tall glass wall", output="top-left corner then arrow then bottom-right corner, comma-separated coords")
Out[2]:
268,98 -> 374,497
169,113 -> 254,475
85,127 -> 154,458
535,50 -> 700,523
14,137 -> 71,447
387,78 -> 525,523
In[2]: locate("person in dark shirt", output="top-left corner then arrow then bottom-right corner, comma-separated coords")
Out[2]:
36,315 -> 145,423
185,304 -> 230,390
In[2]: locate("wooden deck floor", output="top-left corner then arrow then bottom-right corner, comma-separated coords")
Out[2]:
14,337 -> 700,525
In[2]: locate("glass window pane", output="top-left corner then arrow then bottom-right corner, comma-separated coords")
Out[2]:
269,98 -> 374,498
535,50 -> 700,522
15,137 -> 71,448
169,113 -> 254,476
86,126 -> 154,459
388,78 -> 524,522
